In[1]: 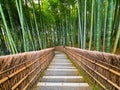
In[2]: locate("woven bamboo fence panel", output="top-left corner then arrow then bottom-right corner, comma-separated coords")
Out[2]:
65,47 -> 120,90
54,46 -> 65,52
0,48 -> 54,90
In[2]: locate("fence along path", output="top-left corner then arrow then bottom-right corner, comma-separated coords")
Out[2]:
33,51 -> 92,90
0,48 -> 54,90
0,46 -> 120,90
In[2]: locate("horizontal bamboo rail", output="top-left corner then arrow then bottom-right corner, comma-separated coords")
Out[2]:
63,47 -> 120,90
0,48 -> 55,90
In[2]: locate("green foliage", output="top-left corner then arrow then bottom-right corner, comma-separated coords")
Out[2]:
0,0 -> 119,55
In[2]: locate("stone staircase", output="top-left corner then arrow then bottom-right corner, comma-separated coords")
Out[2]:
34,52 -> 92,90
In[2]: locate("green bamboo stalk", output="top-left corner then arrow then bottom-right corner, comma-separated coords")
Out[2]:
77,0 -> 82,48
83,0 -> 86,49
24,17 -> 35,50
19,0 -> 30,51
106,0 -> 113,52
61,17 -> 65,46
70,7 -> 74,47
38,0 -> 44,48
1,27 -> 11,53
73,6 -> 76,47
19,0 -> 26,44
65,10 -> 68,46
16,0 -> 28,52
31,0 -> 42,49
112,21 -> 120,53
62,19 -> 65,47
103,0 -> 108,52
96,0 -> 101,51
94,1 -> 97,47
6,0 -> 18,53
24,1 -> 35,50
44,24 -> 47,48
111,0 -> 119,37
89,0 -> 94,50
68,7 -> 72,46
30,18 -> 37,50
0,4 -> 17,54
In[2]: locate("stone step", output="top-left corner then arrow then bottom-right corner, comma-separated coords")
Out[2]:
55,55 -> 66,57
50,63 -> 73,67
51,63 -> 72,64
40,76 -> 84,82
47,69 -> 77,71
32,52 -> 92,90
54,57 -> 68,59
36,82 -> 92,90
53,59 -> 68,60
52,60 -> 71,63
45,70 -> 79,76
52,61 -> 70,63
49,66 -> 75,69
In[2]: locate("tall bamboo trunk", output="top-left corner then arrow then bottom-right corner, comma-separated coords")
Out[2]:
96,0 -> 101,51
106,0 -> 113,52
0,4 -> 17,54
89,0 -> 95,50
31,0 -> 42,50
83,0 -> 86,49
77,0 -> 82,48
112,21 -> 120,53
102,0 -> 108,52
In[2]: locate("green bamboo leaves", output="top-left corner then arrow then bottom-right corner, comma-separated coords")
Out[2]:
0,0 -> 120,55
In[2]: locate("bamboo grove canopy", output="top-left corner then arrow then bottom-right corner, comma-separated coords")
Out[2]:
0,0 -> 120,55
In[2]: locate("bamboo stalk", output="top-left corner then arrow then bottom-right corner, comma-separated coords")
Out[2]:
15,0 -> 27,52
77,0 -> 83,48
96,0 -> 101,51
0,4 -> 17,54
89,0 -> 95,50
83,0 -> 87,49
106,0 -> 113,52
30,0 -> 42,50
102,0 -> 108,52
112,21 -> 120,53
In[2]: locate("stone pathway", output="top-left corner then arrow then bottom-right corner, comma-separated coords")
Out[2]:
33,51 -> 92,90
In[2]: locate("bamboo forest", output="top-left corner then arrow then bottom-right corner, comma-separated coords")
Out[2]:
0,0 -> 120,90
0,0 -> 120,55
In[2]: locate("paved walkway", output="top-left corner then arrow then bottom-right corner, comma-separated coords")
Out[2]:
33,51 -> 92,90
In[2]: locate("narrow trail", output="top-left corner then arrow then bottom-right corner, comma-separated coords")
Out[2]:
33,51 -> 92,90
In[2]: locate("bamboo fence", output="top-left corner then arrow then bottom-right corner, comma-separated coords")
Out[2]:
0,48 -> 55,90
65,47 -> 120,90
